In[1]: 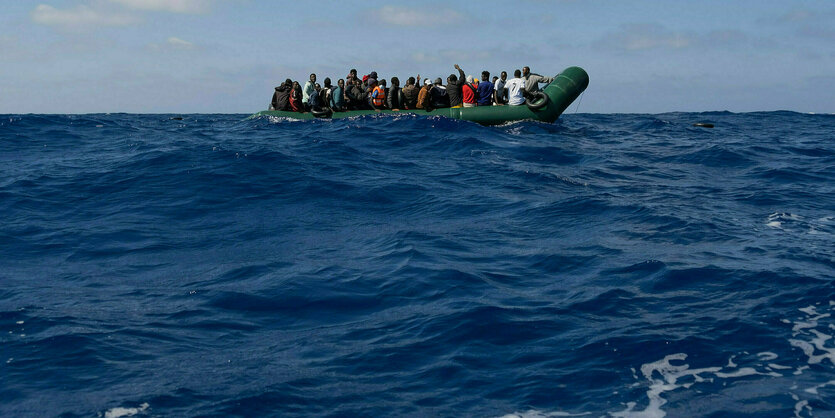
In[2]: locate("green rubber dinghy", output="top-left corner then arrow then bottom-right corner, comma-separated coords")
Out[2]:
250,66 -> 588,126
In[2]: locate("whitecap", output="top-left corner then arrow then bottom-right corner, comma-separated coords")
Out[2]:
103,402 -> 148,418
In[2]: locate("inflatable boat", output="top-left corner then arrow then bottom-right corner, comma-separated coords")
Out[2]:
251,66 -> 589,125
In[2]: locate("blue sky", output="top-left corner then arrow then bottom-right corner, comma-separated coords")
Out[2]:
1,0 -> 833,113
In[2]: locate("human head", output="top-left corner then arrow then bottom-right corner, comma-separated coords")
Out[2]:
315,83 -> 321,90
338,78 -> 344,88
309,73 -> 316,83
448,74 -> 457,83
391,76 -> 399,87
380,79 -> 387,87
466,75 -> 474,84
369,71 -> 377,79
324,77 -> 332,88
434,77 -> 442,85
522,66 -> 530,77
492,76 -> 498,82
424,79 -> 432,86
501,71 -> 507,80
350,69 -> 357,77
482,71 -> 490,81
284,78 -> 292,87
407,76 -> 415,86
514,69 -> 521,78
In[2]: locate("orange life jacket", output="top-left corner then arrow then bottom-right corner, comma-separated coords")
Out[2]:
372,86 -> 386,107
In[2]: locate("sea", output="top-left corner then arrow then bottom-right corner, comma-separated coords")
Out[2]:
1,111 -> 834,417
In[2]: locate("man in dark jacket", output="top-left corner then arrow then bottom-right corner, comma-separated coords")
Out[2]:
477,71 -> 494,106
430,77 -> 450,109
386,77 -> 404,110
445,64 -> 466,108
401,74 -> 420,109
270,79 -> 292,111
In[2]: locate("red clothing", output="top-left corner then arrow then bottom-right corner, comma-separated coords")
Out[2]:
462,83 -> 479,105
289,90 -> 302,112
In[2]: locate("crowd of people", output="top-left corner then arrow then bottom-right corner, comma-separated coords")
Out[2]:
269,65 -> 555,113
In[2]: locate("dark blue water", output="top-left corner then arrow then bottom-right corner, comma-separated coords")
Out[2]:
2,111 -> 834,417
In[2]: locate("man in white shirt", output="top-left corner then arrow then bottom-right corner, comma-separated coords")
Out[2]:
505,69 -> 526,106
493,71 -> 508,105
303,73 -> 316,111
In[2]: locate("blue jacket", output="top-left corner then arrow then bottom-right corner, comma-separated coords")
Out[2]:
330,86 -> 344,108
477,80 -> 494,106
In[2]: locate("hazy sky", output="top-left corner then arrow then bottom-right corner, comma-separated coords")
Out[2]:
2,0 -> 833,113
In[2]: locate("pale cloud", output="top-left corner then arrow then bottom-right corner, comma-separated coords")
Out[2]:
594,24 -> 749,52
167,37 -> 195,49
31,4 -> 139,28
369,6 -> 462,26
148,36 -> 198,51
595,24 -> 691,51
107,0 -> 211,14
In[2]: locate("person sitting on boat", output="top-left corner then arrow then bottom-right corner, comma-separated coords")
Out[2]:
506,69 -> 527,106
289,81 -> 304,112
365,71 -> 378,95
303,73 -> 317,111
494,71 -> 508,105
307,83 -> 322,110
331,79 -> 346,111
345,68 -> 358,88
270,79 -> 292,111
522,66 -> 554,94
370,79 -> 387,111
348,78 -> 366,110
462,75 -> 479,108
477,71 -> 494,106
416,79 -> 432,110
431,78 -> 450,109
320,78 -> 334,109
402,75 -> 420,109
387,77 -> 404,110
446,64 -> 466,108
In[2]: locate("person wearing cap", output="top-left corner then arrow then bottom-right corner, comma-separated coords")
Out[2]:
477,71 -> 494,106
445,64 -> 466,108
522,66 -> 554,94
430,77 -> 450,109
506,69 -> 527,106
401,74 -> 421,109
365,71 -> 378,95
416,78 -> 433,110
462,75 -> 479,107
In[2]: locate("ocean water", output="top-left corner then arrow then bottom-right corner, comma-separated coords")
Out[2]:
1,111 -> 834,417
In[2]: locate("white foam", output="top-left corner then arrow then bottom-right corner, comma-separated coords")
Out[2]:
103,403 -> 148,418
804,379 -> 835,395
611,353 -> 721,418
757,352 -> 778,361
499,410 -> 588,417
794,399 -> 809,417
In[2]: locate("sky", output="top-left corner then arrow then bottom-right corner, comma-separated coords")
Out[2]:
1,0 -> 833,114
